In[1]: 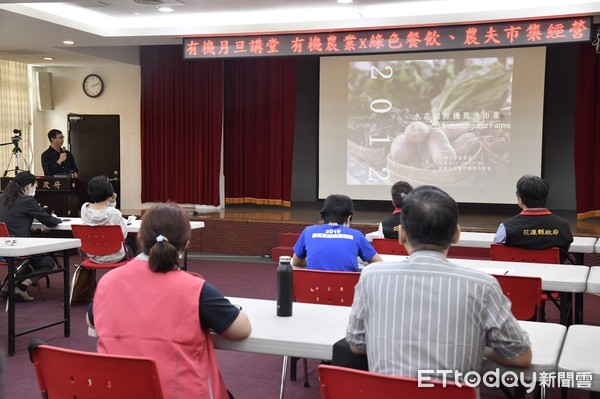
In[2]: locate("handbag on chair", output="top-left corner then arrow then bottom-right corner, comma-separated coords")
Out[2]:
70,266 -> 97,303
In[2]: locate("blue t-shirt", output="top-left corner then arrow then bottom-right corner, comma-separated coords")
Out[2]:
293,224 -> 377,272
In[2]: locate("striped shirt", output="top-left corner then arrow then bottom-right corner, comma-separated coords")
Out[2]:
346,250 -> 530,380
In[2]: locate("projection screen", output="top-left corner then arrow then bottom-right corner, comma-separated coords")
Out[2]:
319,46 -> 546,203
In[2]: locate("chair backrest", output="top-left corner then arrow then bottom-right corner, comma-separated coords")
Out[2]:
371,238 -> 408,255
71,224 -> 125,256
0,222 -> 10,237
30,344 -> 164,399
293,269 -> 360,306
318,365 -> 476,399
490,244 -> 560,264
492,274 -> 542,321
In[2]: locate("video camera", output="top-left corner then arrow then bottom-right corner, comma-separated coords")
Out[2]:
11,129 -> 21,144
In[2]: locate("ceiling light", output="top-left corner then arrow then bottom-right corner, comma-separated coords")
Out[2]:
43,57 -> 54,60
157,6 -> 173,12
63,40 -> 75,45
337,0 -> 354,4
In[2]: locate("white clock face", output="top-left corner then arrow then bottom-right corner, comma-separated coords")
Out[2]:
83,74 -> 103,97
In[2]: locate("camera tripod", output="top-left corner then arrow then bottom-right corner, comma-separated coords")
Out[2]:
1,138 -> 31,177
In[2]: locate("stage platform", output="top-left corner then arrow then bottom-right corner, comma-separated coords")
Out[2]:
177,202 -> 600,257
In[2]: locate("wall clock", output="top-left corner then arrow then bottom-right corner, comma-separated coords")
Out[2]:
83,74 -> 104,98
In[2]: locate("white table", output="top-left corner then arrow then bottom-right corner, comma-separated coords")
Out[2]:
379,255 -> 589,293
587,267 -> 600,294
482,320 -> 566,382
558,325 -> 600,393
0,237 -> 81,355
213,297 -> 564,383
379,255 -> 589,326
33,217 -> 205,233
32,217 -> 204,269
367,231 -> 597,262
213,297 -> 349,361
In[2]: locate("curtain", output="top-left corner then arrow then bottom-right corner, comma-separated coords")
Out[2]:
0,60 -> 32,176
574,43 -> 600,218
223,57 -> 297,207
140,45 -> 223,205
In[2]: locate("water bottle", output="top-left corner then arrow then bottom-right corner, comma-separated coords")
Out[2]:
277,255 -> 293,317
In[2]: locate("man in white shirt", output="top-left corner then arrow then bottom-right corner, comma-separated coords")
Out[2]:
346,185 -> 532,384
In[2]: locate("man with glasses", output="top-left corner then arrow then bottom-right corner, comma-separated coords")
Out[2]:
41,129 -> 78,177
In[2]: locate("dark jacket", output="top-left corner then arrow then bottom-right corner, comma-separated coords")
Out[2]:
0,195 -> 61,237
381,209 -> 402,239
503,208 -> 573,263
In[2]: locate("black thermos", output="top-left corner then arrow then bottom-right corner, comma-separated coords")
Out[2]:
277,255 -> 293,317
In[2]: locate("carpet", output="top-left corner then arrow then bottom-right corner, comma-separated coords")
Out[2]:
0,256 -> 597,399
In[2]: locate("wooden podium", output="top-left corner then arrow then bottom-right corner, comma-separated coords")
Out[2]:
0,176 -> 85,217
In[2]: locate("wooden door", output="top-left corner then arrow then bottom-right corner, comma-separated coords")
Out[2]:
67,114 -> 121,206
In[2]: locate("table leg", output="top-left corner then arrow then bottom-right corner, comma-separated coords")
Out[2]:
63,250 -> 70,337
571,252 -> 584,324
7,257 -> 15,356
280,355 -> 288,399
574,293 -> 584,324
559,292 -> 573,327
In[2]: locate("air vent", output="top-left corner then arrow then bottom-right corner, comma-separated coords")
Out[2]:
134,0 -> 166,4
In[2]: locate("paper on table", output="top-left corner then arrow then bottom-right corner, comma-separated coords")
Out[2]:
126,215 -> 137,225
477,268 -> 514,275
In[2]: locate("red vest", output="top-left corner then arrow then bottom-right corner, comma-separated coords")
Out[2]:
94,258 -> 228,399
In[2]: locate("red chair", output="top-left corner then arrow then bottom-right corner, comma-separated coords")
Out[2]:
318,364 -> 477,399
490,244 -> 560,263
371,238 -> 408,255
282,269 -> 360,393
293,268 -> 360,306
29,341 -> 164,399
492,274 -> 542,321
490,244 -> 560,321
70,224 -> 130,304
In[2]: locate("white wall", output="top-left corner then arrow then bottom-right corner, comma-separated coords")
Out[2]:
30,63 -> 142,210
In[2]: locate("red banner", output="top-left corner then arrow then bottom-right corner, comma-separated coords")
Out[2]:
183,17 -> 591,59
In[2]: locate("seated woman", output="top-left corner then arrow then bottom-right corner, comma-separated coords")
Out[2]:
0,171 -> 62,301
88,203 -> 251,399
292,194 -> 382,272
81,175 -> 133,263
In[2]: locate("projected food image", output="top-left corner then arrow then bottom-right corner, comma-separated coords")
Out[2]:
347,57 -> 513,186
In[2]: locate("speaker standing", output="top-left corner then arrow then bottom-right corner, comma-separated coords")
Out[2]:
40,129 -> 78,177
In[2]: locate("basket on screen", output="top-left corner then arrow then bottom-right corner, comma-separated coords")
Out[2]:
347,139 -> 387,169
385,142 -> 483,185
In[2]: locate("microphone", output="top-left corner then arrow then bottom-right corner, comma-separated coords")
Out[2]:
60,146 -> 66,153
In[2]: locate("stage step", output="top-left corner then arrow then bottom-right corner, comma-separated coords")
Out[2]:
271,233 -> 301,260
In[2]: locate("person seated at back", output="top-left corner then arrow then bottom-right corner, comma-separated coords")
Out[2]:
81,175 -> 132,263
378,181 -> 413,239
88,203 -> 251,399
0,171 -> 61,301
292,194 -> 382,272
493,175 -> 573,263
346,185 -> 532,383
